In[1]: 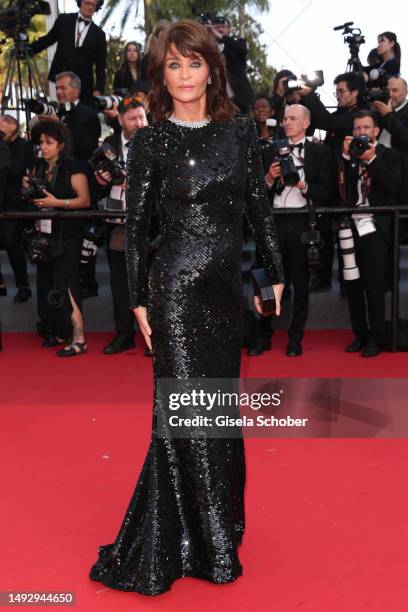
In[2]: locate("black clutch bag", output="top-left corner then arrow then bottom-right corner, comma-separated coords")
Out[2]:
251,268 -> 276,316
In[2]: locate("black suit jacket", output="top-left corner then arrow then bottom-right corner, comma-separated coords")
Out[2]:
302,92 -> 368,161
340,144 -> 402,242
0,141 -> 11,210
379,102 -> 408,205
62,101 -> 101,166
262,139 -> 332,208
31,13 -> 107,103
1,137 -> 34,212
221,36 -> 254,110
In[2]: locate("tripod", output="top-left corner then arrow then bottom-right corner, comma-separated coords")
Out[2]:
345,44 -> 364,74
0,32 -> 47,125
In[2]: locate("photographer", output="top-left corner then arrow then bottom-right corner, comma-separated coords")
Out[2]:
299,72 -> 368,160
208,16 -> 254,113
35,71 -> 101,299
25,120 -> 90,356
0,116 -> 33,302
247,105 -> 331,357
30,0 -> 107,105
376,32 -> 401,77
373,78 -> 408,223
94,98 -> 147,355
340,110 -> 402,357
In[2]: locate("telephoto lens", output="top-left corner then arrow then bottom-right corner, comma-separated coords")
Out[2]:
339,227 -> 360,280
91,95 -> 124,112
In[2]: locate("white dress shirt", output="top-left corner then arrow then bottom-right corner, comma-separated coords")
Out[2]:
272,137 -> 307,208
75,12 -> 92,48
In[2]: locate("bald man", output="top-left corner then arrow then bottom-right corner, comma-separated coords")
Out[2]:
373,77 -> 408,238
248,104 -> 332,357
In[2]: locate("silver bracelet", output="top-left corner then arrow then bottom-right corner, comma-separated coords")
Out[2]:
64,199 -> 70,209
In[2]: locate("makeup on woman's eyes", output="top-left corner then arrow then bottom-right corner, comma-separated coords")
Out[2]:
167,60 -> 203,69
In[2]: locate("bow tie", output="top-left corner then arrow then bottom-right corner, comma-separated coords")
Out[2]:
78,16 -> 91,24
290,142 -> 304,153
125,142 -> 130,147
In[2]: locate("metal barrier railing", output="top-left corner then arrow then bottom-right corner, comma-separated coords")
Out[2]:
1,206 -> 407,352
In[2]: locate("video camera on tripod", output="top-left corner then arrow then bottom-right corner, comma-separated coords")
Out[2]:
0,1 -> 50,119
0,0 -> 50,39
334,21 -> 365,74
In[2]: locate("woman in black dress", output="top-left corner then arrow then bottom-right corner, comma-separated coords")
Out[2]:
113,41 -> 142,92
27,121 -> 90,355
89,19 -> 285,595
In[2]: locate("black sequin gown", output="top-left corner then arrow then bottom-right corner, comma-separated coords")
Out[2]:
89,114 -> 284,595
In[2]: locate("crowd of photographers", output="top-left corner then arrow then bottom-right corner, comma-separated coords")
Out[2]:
0,3 -> 407,359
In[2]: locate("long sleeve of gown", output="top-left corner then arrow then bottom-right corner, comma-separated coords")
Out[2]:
125,128 -> 155,308
243,119 -> 285,285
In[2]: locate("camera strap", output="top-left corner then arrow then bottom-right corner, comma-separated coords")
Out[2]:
338,158 -> 372,206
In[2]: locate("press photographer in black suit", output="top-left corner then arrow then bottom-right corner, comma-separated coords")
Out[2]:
295,72 -> 368,293
208,16 -> 254,113
33,71 -> 102,298
0,116 -> 34,303
30,0 -> 107,105
373,77 -> 408,239
340,110 -> 402,357
248,104 -> 331,357
94,98 -> 148,355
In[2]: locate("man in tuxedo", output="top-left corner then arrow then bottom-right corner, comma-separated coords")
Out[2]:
248,104 -> 331,357
0,116 -> 34,303
94,98 -> 148,355
373,77 -> 408,239
340,110 -> 402,357
30,0 -> 107,105
209,16 -> 254,113
297,73 -> 369,292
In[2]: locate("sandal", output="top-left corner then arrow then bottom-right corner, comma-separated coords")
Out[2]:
57,341 -> 87,357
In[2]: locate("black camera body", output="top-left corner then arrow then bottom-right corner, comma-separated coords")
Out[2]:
274,139 -> 301,187
21,175 -> 47,201
89,143 -> 126,186
349,135 -> 371,157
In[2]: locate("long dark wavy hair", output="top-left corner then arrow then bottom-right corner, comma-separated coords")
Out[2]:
118,41 -> 142,80
147,19 -> 236,123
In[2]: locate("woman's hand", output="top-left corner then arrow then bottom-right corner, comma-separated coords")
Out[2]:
253,283 -> 284,316
33,189 -> 60,208
133,306 -> 152,351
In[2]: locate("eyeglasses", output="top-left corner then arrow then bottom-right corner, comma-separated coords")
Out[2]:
334,88 -> 350,96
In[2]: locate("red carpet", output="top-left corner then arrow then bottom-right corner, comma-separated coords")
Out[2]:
1,331 -> 408,611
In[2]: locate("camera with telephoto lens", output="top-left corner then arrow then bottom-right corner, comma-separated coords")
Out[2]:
284,70 -> 324,94
24,98 -> 75,116
349,135 -> 371,157
91,89 -> 129,112
21,175 -> 47,201
89,143 -> 125,186
274,139 -> 301,187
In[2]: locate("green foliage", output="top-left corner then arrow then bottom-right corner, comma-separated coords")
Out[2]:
105,35 -> 127,92
0,14 -> 49,94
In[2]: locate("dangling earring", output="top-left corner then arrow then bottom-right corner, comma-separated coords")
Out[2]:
163,80 -> 167,87
207,75 -> 212,86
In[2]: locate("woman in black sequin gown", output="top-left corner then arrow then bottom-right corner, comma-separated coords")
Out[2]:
89,20 -> 285,596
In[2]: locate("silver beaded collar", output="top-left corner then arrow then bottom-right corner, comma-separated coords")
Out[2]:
168,114 -> 211,128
